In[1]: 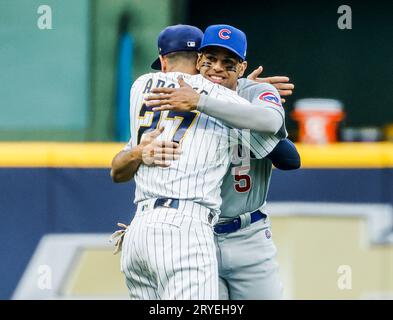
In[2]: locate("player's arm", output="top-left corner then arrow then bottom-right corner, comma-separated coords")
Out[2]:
196,94 -> 283,134
235,81 -> 289,159
144,77 -> 283,134
111,146 -> 144,183
111,127 -> 181,183
266,138 -> 301,170
246,66 -> 294,103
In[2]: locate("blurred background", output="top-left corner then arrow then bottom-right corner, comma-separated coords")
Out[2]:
1,0 -> 393,300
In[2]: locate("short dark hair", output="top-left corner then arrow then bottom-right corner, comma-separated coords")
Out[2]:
165,51 -> 198,64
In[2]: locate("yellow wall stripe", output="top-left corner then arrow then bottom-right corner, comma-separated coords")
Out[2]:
1,142 -> 393,168
0,142 -> 122,168
296,142 -> 393,168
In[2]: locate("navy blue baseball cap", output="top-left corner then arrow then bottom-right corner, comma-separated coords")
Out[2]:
151,24 -> 204,70
199,24 -> 247,61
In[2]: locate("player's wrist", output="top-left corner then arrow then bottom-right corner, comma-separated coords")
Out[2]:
190,92 -> 200,110
131,145 -> 144,162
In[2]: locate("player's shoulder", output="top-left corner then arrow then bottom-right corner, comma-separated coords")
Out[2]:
237,78 -> 279,94
187,74 -> 220,95
133,71 -> 179,83
132,72 -> 186,92
164,71 -> 192,83
131,72 -> 155,88
188,74 -> 213,87
237,78 -> 282,106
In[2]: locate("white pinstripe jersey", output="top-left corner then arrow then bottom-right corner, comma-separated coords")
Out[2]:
126,72 -> 280,212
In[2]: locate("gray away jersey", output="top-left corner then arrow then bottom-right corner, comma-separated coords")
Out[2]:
126,72 -> 277,213
219,78 -> 288,220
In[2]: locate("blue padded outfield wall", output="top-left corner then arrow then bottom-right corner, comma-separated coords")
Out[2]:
1,143 -> 393,299
0,168 -> 133,299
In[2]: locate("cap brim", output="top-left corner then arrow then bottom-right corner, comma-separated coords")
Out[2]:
151,57 -> 161,70
199,44 -> 245,61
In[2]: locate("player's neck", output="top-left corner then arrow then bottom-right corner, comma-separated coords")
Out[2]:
166,63 -> 198,75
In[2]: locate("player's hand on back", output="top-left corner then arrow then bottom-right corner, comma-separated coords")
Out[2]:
247,66 -> 294,103
144,76 -> 200,112
140,127 -> 182,168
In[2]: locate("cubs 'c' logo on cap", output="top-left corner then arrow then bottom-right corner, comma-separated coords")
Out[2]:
258,92 -> 282,107
218,28 -> 231,40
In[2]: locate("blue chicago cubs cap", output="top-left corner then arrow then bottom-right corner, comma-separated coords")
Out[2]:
199,24 -> 247,61
151,24 -> 204,70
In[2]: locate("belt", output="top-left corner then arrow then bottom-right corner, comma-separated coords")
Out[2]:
145,198 -> 214,224
153,198 -> 179,209
214,210 -> 267,234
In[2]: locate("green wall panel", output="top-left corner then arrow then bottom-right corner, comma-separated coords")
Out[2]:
89,0 -> 172,141
0,0 -> 90,140
0,0 -> 182,141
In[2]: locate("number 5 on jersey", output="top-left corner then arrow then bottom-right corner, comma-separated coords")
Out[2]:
232,165 -> 251,193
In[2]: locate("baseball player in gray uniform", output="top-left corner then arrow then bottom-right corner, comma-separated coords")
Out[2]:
111,25 -> 287,300
217,77 -> 286,300
144,24 -> 301,300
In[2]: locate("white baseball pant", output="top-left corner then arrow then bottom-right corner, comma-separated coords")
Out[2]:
121,199 -> 219,300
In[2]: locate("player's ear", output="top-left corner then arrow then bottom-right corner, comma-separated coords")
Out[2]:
159,55 -> 167,72
196,53 -> 203,71
238,61 -> 248,78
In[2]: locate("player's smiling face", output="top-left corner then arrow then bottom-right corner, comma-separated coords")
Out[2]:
196,46 -> 247,91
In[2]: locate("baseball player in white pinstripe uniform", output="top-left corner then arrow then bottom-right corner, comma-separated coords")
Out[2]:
111,25 -> 286,300
142,24 -> 300,300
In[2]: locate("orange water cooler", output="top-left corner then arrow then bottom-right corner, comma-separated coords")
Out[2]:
291,98 -> 345,144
